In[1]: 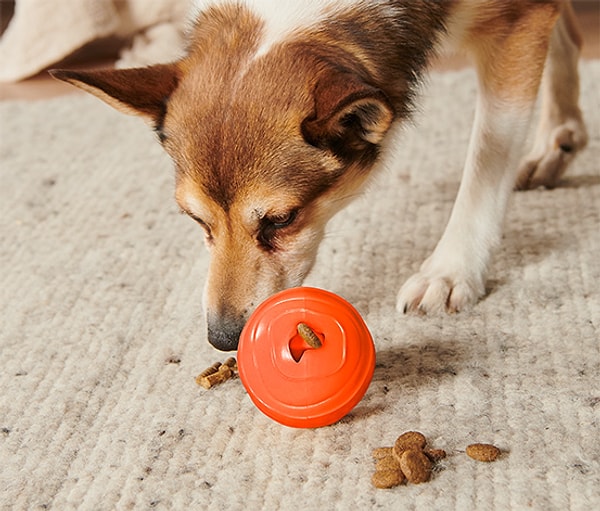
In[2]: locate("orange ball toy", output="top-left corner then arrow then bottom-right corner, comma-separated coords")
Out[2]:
237,287 -> 375,428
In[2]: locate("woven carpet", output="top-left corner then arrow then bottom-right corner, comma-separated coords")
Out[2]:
1,61 -> 598,511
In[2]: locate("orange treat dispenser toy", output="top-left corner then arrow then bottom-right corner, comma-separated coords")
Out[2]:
237,287 -> 376,428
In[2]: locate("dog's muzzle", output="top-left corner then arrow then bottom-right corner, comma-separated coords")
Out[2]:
207,314 -> 245,351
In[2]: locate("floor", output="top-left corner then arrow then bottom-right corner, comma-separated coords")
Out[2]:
0,1 -> 598,101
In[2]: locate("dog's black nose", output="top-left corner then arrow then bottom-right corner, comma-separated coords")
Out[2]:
207,317 -> 244,351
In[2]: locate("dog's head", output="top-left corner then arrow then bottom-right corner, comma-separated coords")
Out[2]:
51,7 -> 394,350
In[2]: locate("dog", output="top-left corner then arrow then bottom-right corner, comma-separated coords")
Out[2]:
51,0 -> 587,351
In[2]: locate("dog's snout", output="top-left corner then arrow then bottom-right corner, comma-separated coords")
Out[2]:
207,315 -> 245,351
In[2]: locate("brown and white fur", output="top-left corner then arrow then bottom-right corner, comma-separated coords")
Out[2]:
51,0 -> 587,351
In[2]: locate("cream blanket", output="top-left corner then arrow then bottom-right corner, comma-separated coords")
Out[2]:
0,0 -> 191,82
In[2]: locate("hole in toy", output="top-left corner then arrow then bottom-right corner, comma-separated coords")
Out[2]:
289,329 -> 324,362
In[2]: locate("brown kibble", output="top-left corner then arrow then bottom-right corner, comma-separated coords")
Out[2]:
425,448 -> 447,463
370,432 -> 451,489
399,449 -> 432,484
223,357 -> 238,371
371,469 -> 405,489
372,447 -> 394,460
392,431 -> 427,461
218,364 -> 232,375
197,366 -> 231,389
196,375 -> 213,389
196,362 -> 221,380
196,359 -> 236,389
371,432 -> 503,489
297,323 -> 322,349
375,454 -> 403,472
466,443 -> 501,462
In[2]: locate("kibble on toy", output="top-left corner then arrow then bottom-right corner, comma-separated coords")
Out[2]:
237,287 -> 376,428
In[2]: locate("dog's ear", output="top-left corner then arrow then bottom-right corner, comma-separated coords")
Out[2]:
49,64 -> 181,126
302,72 -> 394,157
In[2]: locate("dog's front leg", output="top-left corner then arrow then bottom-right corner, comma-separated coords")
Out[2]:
398,5 -> 560,314
397,96 -> 523,313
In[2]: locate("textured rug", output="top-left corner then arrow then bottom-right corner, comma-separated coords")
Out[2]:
1,61 -> 598,511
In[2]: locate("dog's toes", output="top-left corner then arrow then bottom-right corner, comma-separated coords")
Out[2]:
396,274 -> 428,314
397,273 -> 482,315
516,121 -> 588,191
446,281 -> 476,313
516,150 -> 568,191
417,278 -> 451,314
514,160 -> 537,191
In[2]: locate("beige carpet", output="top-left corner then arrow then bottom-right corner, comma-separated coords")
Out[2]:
1,61 -> 598,511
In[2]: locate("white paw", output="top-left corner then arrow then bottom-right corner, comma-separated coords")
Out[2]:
397,268 -> 485,315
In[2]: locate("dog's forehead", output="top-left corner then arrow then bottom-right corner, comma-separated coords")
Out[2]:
173,131 -> 342,216
172,127 -> 305,208
164,65 -> 318,208
166,72 -> 344,211
176,172 -> 300,228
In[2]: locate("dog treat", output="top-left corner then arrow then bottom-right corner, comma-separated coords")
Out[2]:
197,365 -> 232,389
297,323 -> 322,349
375,454 -> 402,472
196,358 -> 237,389
399,449 -> 432,484
371,469 -> 406,489
371,432 -> 504,489
197,362 -> 222,380
223,357 -> 238,371
466,443 -> 501,462
424,448 -> 447,463
372,447 -> 394,460
371,431 -> 444,489
392,431 -> 427,461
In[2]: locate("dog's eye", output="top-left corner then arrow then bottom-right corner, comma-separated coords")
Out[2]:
258,209 -> 298,250
268,210 -> 297,229
182,210 -> 213,240
194,217 -> 212,238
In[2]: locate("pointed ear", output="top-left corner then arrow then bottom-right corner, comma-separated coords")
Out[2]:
49,64 -> 181,126
301,71 -> 394,157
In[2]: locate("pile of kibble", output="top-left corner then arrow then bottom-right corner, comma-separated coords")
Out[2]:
371,431 -> 501,489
